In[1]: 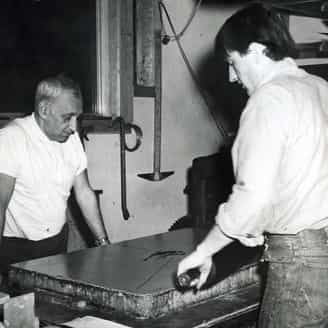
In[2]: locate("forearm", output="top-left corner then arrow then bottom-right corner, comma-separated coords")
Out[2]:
216,191 -> 267,246
196,224 -> 233,258
0,207 -> 5,243
75,189 -> 108,241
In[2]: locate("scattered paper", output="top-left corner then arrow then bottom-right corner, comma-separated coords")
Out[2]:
64,316 -> 133,328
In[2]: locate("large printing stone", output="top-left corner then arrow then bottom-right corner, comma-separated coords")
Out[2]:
8,228 -> 261,319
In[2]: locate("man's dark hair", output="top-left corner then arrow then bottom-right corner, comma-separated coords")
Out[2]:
215,3 -> 298,61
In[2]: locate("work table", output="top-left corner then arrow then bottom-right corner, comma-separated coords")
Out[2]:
4,228 -> 262,327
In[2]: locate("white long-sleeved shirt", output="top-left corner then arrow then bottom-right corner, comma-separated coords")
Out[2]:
216,58 -> 328,247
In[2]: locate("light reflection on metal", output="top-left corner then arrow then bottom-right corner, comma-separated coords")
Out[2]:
96,0 -> 119,117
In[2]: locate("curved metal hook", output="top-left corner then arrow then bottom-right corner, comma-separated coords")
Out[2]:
113,117 -> 143,152
124,123 -> 143,152
113,117 -> 143,221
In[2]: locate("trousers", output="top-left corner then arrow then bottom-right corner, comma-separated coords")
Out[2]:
0,224 -> 68,272
258,227 -> 328,328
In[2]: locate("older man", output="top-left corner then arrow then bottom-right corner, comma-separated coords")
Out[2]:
0,74 -> 109,269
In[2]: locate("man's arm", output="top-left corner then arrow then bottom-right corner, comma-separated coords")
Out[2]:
0,173 -> 15,243
177,224 -> 233,289
72,170 -> 110,245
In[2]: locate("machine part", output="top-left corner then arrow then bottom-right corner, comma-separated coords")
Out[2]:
138,9 -> 174,182
168,215 -> 194,231
115,117 -> 143,220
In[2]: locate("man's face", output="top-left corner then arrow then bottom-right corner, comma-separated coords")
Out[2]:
226,49 -> 259,95
43,91 -> 82,143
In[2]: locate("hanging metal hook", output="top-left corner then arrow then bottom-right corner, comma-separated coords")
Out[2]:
114,117 -> 143,220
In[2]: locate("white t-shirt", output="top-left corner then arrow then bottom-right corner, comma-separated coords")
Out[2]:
216,58 -> 328,246
0,114 -> 87,240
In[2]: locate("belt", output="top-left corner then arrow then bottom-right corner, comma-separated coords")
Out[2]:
261,227 -> 328,265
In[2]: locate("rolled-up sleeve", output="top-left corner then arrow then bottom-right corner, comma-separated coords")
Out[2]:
217,84 -> 291,246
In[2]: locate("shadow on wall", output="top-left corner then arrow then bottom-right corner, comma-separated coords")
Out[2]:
169,144 -> 235,231
189,0 -> 250,134
196,49 -> 248,135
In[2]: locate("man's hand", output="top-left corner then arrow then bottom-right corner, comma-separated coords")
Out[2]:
177,249 -> 213,290
94,236 -> 110,246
